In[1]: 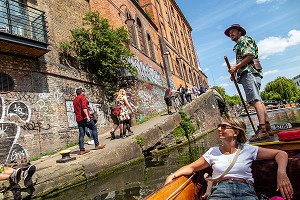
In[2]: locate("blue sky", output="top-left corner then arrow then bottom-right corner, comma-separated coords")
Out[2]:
176,0 -> 300,96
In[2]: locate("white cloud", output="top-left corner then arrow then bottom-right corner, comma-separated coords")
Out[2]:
258,30 -> 300,59
263,69 -> 279,76
256,0 -> 273,4
219,83 -> 230,87
204,68 -> 209,71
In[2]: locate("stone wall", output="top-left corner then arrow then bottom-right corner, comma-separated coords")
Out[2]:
0,52 -> 166,163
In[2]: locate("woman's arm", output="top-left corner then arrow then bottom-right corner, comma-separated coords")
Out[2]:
123,96 -> 133,111
164,156 -> 210,185
257,148 -> 294,200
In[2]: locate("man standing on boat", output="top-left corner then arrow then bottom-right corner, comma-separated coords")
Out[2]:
225,24 -> 275,142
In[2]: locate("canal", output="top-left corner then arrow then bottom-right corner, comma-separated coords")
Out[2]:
45,107 -> 300,200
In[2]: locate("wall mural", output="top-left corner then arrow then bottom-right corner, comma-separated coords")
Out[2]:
128,56 -> 167,87
0,97 -> 29,164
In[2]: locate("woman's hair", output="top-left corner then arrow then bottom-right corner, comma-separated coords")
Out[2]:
222,116 -> 247,143
117,89 -> 126,98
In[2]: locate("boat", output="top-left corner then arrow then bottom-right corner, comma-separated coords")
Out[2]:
144,122 -> 300,200
144,157 -> 300,200
239,108 -> 256,117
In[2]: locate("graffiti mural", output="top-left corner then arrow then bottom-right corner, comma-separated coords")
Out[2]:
128,56 -> 167,87
7,101 -> 31,122
0,98 -> 29,163
65,101 -> 109,128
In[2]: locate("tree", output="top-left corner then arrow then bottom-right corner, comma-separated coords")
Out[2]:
213,86 -> 226,98
60,12 -> 137,95
262,77 -> 299,101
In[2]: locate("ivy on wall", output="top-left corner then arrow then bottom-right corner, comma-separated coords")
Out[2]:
60,12 -> 137,95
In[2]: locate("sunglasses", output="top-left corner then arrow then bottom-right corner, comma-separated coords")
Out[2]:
217,124 -> 234,129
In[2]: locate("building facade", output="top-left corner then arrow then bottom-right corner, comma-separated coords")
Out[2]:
0,0 -> 206,162
292,75 -> 300,89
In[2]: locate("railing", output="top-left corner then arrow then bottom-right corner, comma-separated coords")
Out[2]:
0,0 -> 48,43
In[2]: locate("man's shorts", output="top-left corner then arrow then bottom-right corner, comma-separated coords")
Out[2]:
164,97 -> 172,106
240,72 -> 262,103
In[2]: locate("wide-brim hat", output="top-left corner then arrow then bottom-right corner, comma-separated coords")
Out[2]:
224,24 -> 246,37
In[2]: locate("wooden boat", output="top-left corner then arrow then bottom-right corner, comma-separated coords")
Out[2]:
251,122 -> 300,151
145,122 -> 300,200
144,157 -> 300,200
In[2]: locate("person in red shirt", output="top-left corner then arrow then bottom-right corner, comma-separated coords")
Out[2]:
73,88 -> 106,155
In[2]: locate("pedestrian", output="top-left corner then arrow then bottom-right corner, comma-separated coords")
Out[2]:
225,24 -> 276,142
192,85 -> 199,98
0,164 -> 36,187
177,84 -> 186,105
73,88 -> 106,155
164,116 -> 294,200
109,92 -> 119,140
185,85 -> 192,103
85,102 -> 97,145
199,84 -> 206,95
164,87 -> 173,115
115,89 -> 133,139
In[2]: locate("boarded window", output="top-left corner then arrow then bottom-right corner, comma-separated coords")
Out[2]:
0,73 -> 14,93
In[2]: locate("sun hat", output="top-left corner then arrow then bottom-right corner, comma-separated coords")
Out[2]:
224,24 -> 246,37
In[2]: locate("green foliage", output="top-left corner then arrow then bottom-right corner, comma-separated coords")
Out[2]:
135,136 -> 144,147
225,94 -> 242,106
60,12 -> 137,94
262,77 -> 300,101
31,152 -> 55,161
179,111 -> 196,137
172,126 -> 185,138
213,86 -> 226,98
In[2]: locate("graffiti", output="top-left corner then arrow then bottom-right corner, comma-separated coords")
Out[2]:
53,89 -> 64,104
21,121 -> 51,131
36,99 -> 49,117
38,93 -> 51,100
128,56 -> 166,87
7,143 -> 28,163
0,122 -> 20,163
65,100 -> 109,128
7,92 -> 39,104
7,101 -> 31,122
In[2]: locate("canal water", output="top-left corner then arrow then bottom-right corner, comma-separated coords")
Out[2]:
46,107 -> 300,200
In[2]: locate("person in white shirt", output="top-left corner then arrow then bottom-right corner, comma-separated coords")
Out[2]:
164,116 -> 294,200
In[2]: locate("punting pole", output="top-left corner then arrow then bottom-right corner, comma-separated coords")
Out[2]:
224,56 -> 256,133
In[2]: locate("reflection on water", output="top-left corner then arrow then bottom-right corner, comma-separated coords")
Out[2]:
45,107 -> 299,200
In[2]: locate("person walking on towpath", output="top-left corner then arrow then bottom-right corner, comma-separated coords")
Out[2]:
225,24 -> 276,142
73,88 -> 106,155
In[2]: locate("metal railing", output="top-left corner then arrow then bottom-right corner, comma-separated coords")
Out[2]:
0,0 -> 48,43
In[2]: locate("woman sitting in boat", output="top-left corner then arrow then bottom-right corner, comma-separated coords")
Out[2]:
165,116 -> 294,200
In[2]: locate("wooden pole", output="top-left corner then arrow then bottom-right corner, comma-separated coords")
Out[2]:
224,56 -> 256,133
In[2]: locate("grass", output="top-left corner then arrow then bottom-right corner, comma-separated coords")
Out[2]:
136,110 -> 167,125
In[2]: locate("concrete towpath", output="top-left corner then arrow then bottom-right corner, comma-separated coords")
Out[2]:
30,109 -> 180,198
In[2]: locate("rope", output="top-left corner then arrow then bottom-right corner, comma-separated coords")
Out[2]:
165,173 -> 195,200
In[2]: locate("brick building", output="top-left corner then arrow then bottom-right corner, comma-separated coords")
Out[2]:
0,0 -> 207,162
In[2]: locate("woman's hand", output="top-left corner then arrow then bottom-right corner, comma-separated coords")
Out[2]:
277,171 -> 294,200
164,174 -> 177,185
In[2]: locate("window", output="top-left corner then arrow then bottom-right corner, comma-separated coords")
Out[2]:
0,73 -> 14,93
126,13 -> 137,46
176,59 -> 182,77
137,18 -> 147,53
170,32 -> 175,46
147,33 -> 155,60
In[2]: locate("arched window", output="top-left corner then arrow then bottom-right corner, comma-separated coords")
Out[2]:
147,33 -> 155,60
183,64 -> 188,82
0,73 -> 14,93
126,13 -> 137,47
137,18 -> 147,54
170,32 -> 175,46
176,59 -> 182,77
